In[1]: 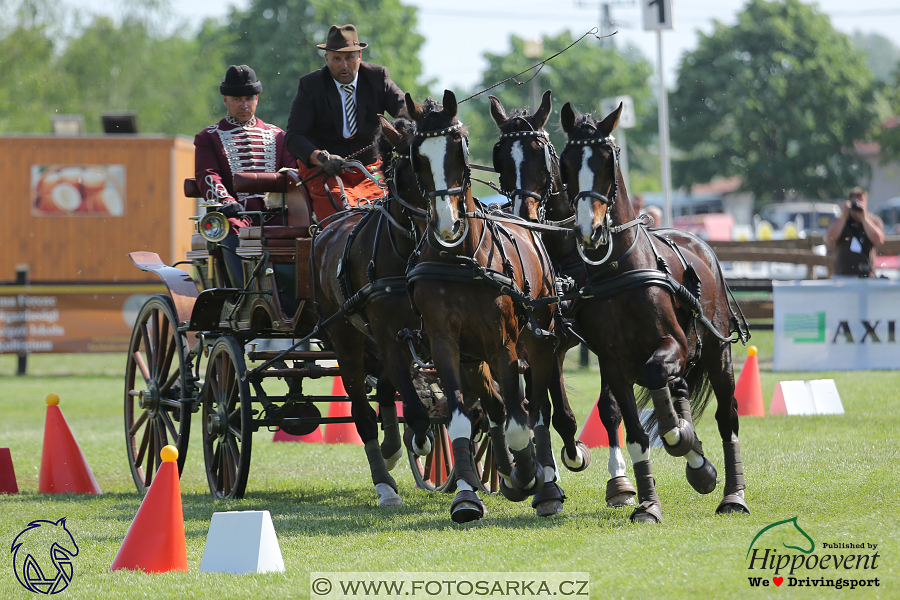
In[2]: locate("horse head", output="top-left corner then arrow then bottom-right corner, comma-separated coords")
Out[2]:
379,114 -> 428,236
12,517 -> 79,593
489,90 -> 559,223
560,101 -> 629,250
406,90 -> 471,247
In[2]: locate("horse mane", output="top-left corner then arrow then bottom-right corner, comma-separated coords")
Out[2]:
419,97 -> 469,137
378,116 -> 416,160
563,111 -> 601,139
497,108 -> 538,134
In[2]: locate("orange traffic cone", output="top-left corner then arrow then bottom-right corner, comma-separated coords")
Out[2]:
323,377 -> 363,445
735,345 -> 765,417
273,426 -> 324,443
0,447 -> 18,494
39,394 -> 101,494
578,400 -> 625,448
110,445 -> 188,573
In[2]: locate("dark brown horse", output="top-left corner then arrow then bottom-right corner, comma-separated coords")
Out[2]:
489,91 -> 635,507
555,101 -> 751,523
405,90 -> 570,522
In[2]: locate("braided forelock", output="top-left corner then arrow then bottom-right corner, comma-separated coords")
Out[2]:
377,117 -> 416,161
418,97 -> 469,138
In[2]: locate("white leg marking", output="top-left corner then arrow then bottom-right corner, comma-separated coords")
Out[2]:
661,426 -> 681,446
506,421 -> 531,452
487,415 -> 499,429
685,449 -> 704,469
608,446 -> 627,478
457,481 -> 474,492
731,432 -> 739,443
627,441 -> 649,464
447,407 -> 470,442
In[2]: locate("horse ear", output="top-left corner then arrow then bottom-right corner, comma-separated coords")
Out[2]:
405,93 -> 423,122
533,90 -> 552,129
561,102 -> 576,134
489,95 -> 507,128
598,102 -> 623,137
380,115 -> 401,148
441,89 -> 458,119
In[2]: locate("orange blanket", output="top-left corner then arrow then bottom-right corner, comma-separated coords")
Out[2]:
296,158 -> 387,221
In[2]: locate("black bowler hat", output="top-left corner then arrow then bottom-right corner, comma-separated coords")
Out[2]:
220,65 -> 262,96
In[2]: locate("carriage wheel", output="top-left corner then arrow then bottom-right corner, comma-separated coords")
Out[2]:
201,336 -> 253,499
407,424 -> 496,494
124,295 -> 194,494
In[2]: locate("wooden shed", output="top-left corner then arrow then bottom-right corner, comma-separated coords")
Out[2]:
0,135 -> 196,283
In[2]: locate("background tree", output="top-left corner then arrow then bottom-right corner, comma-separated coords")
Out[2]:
458,31 -> 656,196
670,0 -> 876,202
851,31 -> 900,83
224,0 -> 431,130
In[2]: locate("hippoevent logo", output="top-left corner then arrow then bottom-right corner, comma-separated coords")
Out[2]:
746,517 -> 881,590
10,518 -> 79,594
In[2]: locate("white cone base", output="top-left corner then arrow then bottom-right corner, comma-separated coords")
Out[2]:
200,510 -> 285,574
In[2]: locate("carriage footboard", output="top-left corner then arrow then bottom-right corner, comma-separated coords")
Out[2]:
128,251 -> 200,326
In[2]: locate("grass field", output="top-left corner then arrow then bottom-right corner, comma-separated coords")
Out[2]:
0,331 -> 897,599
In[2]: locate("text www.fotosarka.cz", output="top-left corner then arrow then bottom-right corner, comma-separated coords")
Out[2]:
310,572 -> 590,599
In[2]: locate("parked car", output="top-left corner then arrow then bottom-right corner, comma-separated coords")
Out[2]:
875,196 -> 900,235
758,201 -> 840,236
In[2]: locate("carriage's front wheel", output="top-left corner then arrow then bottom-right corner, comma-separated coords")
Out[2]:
201,336 -> 253,499
406,423 -> 496,494
124,295 -> 194,494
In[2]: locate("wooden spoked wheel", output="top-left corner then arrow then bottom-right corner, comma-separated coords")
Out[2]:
471,428 -> 499,494
201,336 -> 253,499
124,295 -> 193,494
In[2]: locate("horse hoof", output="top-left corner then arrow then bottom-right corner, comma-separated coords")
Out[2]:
511,466 -> 545,496
717,493 -> 750,515
629,501 -> 663,524
532,482 -> 566,517
499,478 -> 529,502
383,446 -> 403,471
561,441 -> 592,473
375,483 -> 402,507
451,490 -> 485,523
686,457 -> 717,495
605,476 -> 636,507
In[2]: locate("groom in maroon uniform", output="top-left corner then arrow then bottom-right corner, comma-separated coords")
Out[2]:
194,65 -> 296,286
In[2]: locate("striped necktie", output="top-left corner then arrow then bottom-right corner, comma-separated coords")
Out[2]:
341,83 -> 357,138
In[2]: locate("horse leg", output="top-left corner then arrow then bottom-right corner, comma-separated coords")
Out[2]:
597,384 -> 636,507
531,401 -> 568,516
462,362 -> 514,480
331,330 -> 401,507
380,342 -> 432,458
552,356 -> 592,475
671,374 -> 718,494
433,342 -> 486,523
610,379 -> 661,523
503,349 -> 545,498
373,372 -> 402,471
705,342 -> 750,515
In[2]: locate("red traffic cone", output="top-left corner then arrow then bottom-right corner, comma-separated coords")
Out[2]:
39,394 -> 101,494
323,377 -> 363,445
578,400 -> 625,448
0,447 -> 18,494
110,445 -> 188,573
273,426 -> 324,443
735,346 -> 765,417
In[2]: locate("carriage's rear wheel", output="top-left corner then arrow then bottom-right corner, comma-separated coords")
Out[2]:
201,336 -> 253,499
124,295 -> 194,494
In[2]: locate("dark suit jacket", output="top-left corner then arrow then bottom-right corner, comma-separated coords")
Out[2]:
285,62 -> 405,167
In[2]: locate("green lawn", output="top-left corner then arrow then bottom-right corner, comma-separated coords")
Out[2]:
0,331 -> 896,599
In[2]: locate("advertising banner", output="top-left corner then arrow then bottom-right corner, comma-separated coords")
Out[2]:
0,284 -> 163,354
773,279 -> 900,371
31,164 -> 126,216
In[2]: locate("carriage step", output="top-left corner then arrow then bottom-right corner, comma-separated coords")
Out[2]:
248,350 -> 337,361
255,366 -> 342,379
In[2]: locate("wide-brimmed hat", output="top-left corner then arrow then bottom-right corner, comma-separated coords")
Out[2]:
220,65 -> 262,96
317,24 -> 368,51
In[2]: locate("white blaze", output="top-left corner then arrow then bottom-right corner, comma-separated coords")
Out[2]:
511,141 -> 524,216
576,148 -> 596,241
420,137 -> 456,236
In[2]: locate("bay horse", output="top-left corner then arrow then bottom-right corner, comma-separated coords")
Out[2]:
489,91 -> 637,508
312,115 -> 510,507
556,101 -> 751,523
405,90 -> 586,522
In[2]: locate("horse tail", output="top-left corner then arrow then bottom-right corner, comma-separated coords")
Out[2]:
634,360 -> 714,430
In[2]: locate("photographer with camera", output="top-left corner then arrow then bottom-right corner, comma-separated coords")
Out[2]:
824,187 -> 885,277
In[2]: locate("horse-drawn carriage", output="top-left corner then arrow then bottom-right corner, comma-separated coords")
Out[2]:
123,165 -> 498,501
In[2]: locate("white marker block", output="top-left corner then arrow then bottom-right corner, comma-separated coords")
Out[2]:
200,510 -> 285,574
809,379 -> 844,415
769,381 -> 816,415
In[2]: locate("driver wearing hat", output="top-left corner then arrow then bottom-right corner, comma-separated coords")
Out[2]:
285,24 -> 406,219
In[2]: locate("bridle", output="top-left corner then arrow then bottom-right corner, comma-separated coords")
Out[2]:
411,120 -> 472,248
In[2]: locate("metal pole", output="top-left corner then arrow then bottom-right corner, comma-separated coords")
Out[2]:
657,29 -> 673,228
15,264 -> 28,376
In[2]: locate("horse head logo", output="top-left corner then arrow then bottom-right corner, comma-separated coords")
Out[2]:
746,516 -> 815,560
11,518 -> 79,594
